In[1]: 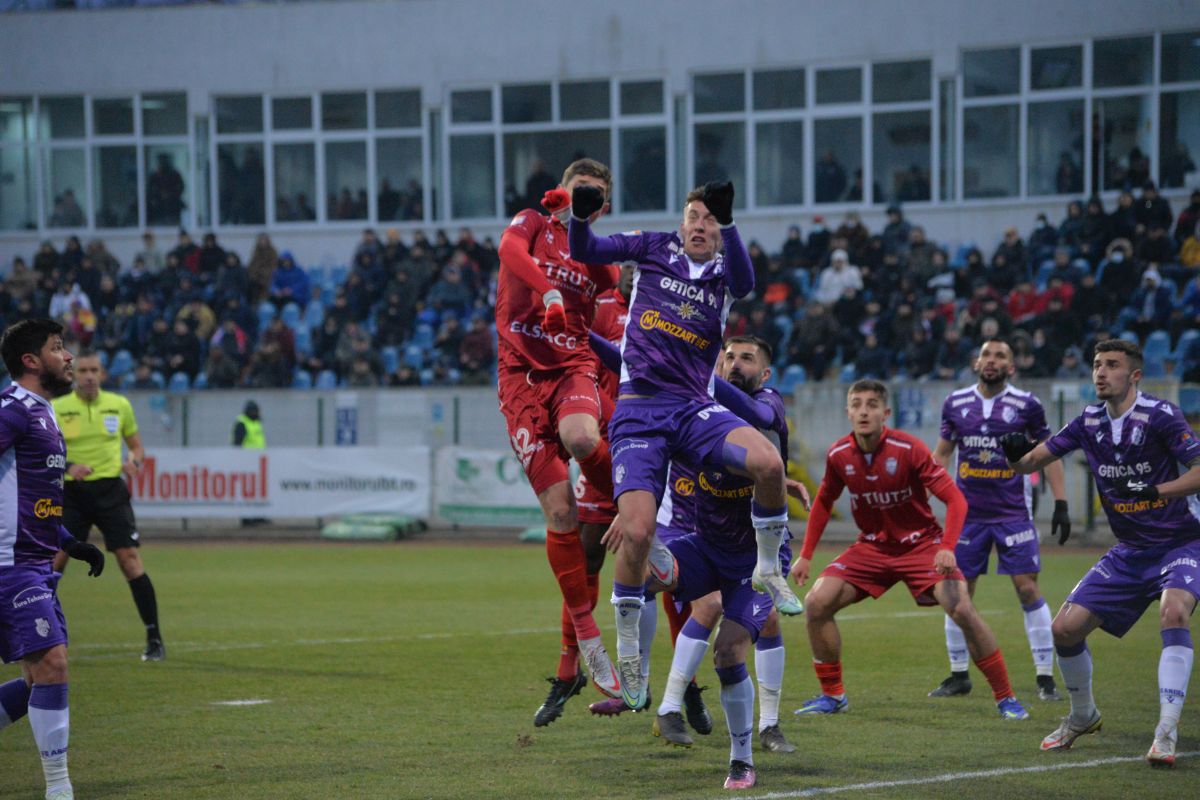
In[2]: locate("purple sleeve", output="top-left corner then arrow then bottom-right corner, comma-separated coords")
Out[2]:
0,405 -> 28,453
568,219 -> 647,265
1028,397 -> 1053,442
720,226 -> 754,298
588,331 -> 622,375
1044,416 -> 1084,458
1158,405 -> 1200,466
58,525 -> 77,549
939,397 -> 956,442
713,379 -> 775,429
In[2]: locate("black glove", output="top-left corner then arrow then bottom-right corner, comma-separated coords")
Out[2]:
65,540 -> 105,577
999,432 -> 1035,464
700,181 -> 735,226
1114,479 -> 1160,501
571,185 -> 605,220
1051,500 -> 1071,545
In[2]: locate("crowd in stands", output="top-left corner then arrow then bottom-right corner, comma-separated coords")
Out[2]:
2,180 -> 1199,393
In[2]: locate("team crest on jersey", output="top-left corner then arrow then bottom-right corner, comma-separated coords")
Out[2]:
981,423 -> 989,433
665,300 -> 702,321
1001,406 -> 1016,423
977,449 -> 996,464
1131,426 -> 1145,446
844,464 -> 855,475
885,457 -> 898,475
35,618 -> 50,637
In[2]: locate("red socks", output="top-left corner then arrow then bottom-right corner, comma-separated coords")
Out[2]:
662,592 -> 692,646
576,439 -> 613,500
814,661 -> 844,697
546,529 -> 600,642
974,648 -> 1014,701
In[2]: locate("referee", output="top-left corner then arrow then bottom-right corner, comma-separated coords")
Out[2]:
52,350 -> 165,661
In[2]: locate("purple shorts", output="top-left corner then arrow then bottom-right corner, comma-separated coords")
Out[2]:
666,533 -> 791,641
1067,539 -> 1200,638
956,520 -> 1041,579
0,564 -> 68,664
610,393 -> 747,503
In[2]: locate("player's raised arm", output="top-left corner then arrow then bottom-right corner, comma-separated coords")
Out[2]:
568,186 -> 646,265
588,330 -> 622,374
700,181 -> 754,299
1001,433 -> 1060,474
712,376 -> 775,430
498,217 -> 562,330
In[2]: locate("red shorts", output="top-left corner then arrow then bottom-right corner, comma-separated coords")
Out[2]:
498,365 -> 602,495
574,472 -> 617,524
819,537 -> 964,607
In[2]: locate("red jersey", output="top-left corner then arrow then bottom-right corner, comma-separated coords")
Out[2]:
496,209 -> 616,372
590,287 -> 628,402
817,427 -> 956,548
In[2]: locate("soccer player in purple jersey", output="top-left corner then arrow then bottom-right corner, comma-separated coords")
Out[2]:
1004,339 -> 1200,766
569,181 -> 797,710
930,339 -> 1070,702
0,319 -> 106,800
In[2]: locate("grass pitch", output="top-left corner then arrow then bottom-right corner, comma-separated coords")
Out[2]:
0,541 -> 1191,799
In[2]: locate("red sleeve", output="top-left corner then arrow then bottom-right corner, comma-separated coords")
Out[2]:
499,211 -> 553,297
587,264 -> 619,294
800,455 -> 845,560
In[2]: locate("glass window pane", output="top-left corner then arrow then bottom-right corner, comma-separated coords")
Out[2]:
93,98 -> 133,136
0,97 -> 35,143
694,73 -> 745,114
753,68 -> 805,110
560,81 -> 610,121
1094,36 -> 1153,88
501,84 -> 551,124
450,134 -> 495,218
872,60 -> 931,103
755,121 -> 803,207
814,117 -> 861,203
44,148 -> 87,227
146,145 -> 188,227
93,145 -> 137,228
963,47 -> 1020,97
1028,100 -> 1084,196
40,97 -> 85,140
0,148 -> 36,230
1093,95 -> 1154,192
1160,91 -> 1200,190
377,137 -> 423,221
503,130 -> 611,217
872,110 -> 930,204
216,96 -> 263,134
816,68 -> 862,104
325,141 -> 367,220
141,93 -> 187,136
375,89 -> 421,129
272,97 -> 312,130
451,90 -> 492,124
619,126 -> 666,213
620,80 -> 663,115
322,93 -> 367,131
1162,31 -> 1200,84
273,143 -> 316,222
1031,45 -> 1082,90
693,122 -> 745,207
963,105 -> 1019,199
216,142 -> 264,225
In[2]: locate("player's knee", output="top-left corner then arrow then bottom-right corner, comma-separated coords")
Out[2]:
29,647 -> 68,683
747,447 -> 784,486
1160,602 -> 1191,630
761,610 -> 781,638
712,634 -> 748,666
562,430 -> 600,461
1050,616 -> 1081,646
804,588 -> 831,619
1011,576 -> 1040,606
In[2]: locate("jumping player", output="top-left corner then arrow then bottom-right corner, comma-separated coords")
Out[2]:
497,158 -> 622,712
570,180 -> 797,710
930,339 -> 1070,701
1002,339 -> 1200,766
792,380 -> 1029,720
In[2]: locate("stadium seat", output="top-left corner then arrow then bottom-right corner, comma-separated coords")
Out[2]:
413,323 -> 435,349
257,301 -> 277,329
280,302 -> 301,329
382,346 -> 399,375
303,300 -> 324,332
167,371 -> 190,392
150,371 -> 165,389
330,265 -> 349,285
776,364 -> 807,394
109,349 -> 134,380
315,369 -> 338,390
839,363 -> 857,383
293,327 -> 312,356
1144,330 -> 1171,359
192,372 -> 208,390
1172,329 -> 1200,363
97,350 -> 109,369
1118,330 -> 1139,344
292,369 -> 313,389
404,344 -> 425,370
1179,386 -> 1200,416
419,368 -> 434,386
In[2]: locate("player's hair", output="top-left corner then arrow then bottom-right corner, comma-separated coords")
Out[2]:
73,348 -> 101,362
0,318 -> 65,378
685,186 -> 706,208
847,378 -> 889,405
1093,338 -> 1143,370
723,335 -> 773,365
978,337 -> 1013,357
561,158 -> 612,200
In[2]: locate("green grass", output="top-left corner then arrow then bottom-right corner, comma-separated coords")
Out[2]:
0,542 -> 1191,799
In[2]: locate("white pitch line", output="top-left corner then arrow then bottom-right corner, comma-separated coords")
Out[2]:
210,699 -> 272,707
736,752 -> 1199,800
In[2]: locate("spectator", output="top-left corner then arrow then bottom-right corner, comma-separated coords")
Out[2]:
1071,272 -> 1107,331
118,257 -> 155,305
205,346 -> 243,389
375,290 -> 415,348
1007,280 -> 1044,327
835,213 -> 870,265
352,228 -> 381,271
165,318 -> 202,380
1056,151 -> 1083,195
85,239 -> 120,276
92,275 -> 120,318
1174,189 -> 1200,247
198,233 -> 226,282
425,264 -> 474,319
49,189 -> 85,227
1044,247 -> 1084,287
387,365 -> 422,387
6,257 -> 37,300
905,227 -> 939,286
788,301 -> 839,380
992,226 -> 1028,276
1027,328 -> 1059,378
1108,191 -> 1139,242
126,296 -> 159,358
853,333 -> 891,380
33,241 -> 60,278
61,235 -> 84,274
136,231 -> 165,274
1134,182 -> 1173,232
48,281 -> 92,320
1136,224 -> 1178,267
346,356 -> 380,388
382,227 -> 409,269
815,150 -> 847,203
259,317 -> 297,373
434,316 -> 465,366
1027,213 -> 1058,267
176,299 -> 216,341
335,322 -> 371,378
210,318 -> 249,367
1180,220 -> 1200,272
1098,238 -> 1139,303
881,206 -> 912,257
780,225 -> 805,269
147,152 -> 185,226
933,327 -> 973,381
129,363 -> 161,391
247,233 -> 278,303
213,251 -> 250,308
806,216 -> 831,264
1054,346 -> 1090,379
304,315 -> 342,377
246,341 -> 290,388
1078,198 -> 1111,266
1120,268 -> 1174,340
269,251 -> 311,310
341,271 -> 373,322
814,249 -> 863,305
1057,200 -> 1085,250
1170,271 -> 1200,346
902,326 -> 938,380
170,229 -> 199,274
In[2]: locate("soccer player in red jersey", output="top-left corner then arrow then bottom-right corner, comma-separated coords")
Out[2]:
496,158 -> 624,724
790,380 -> 1030,720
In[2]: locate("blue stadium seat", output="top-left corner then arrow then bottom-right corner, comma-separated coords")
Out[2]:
167,371 -> 190,392
1144,330 -> 1171,359
776,364 -> 807,394
404,344 -> 425,370
330,265 -> 349,285
839,363 -> 856,382
419,368 -> 434,386
293,327 -> 312,356
382,346 -> 399,375
413,323 -> 435,349
1173,330 -> 1200,363
192,372 -> 208,390
315,369 -> 338,390
303,300 -> 324,332
109,349 -> 134,379
1179,387 -> 1200,416
97,350 -> 109,369
150,371 -> 165,389
292,369 -> 313,389
1118,330 -> 1140,344
280,302 -> 301,329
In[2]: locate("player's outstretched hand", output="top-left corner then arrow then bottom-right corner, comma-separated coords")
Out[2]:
785,478 -> 811,511
66,540 -> 105,577
600,515 -> 624,553
932,548 -> 957,576
1051,500 -> 1071,545
1114,479 -> 1160,501
999,432 -> 1035,464
571,185 -> 604,220
789,557 -> 811,587
542,289 -> 566,335
701,181 -> 735,226
541,188 -> 570,214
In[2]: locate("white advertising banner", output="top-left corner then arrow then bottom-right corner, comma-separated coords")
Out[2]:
433,446 -> 543,527
129,447 -> 431,518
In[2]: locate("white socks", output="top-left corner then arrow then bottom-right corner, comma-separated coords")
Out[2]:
1157,628 -> 1194,739
1055,643 -> 1096,724
755,641 -> 785,730
944,616 -> 969,673
1023,599 -> 1055,677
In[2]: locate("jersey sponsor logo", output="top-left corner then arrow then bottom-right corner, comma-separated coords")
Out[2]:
544,263 -> 600,296
657,276 -> 719,308
952,396 -> 974,407
961,435 -> 999,448
508,321 -> 578,350
104,414 -> 120,434
1003,529 -> 1036,547
697,471 -> 753,500
509,427 -> 545,470
1097,461 -> 1152,478
612,439 -> 649,459
638,310 -> 711,349
848,487 -> 914,510
1001,396 -> 1027,409
33,498 -> 63,519
12,586 -> 53,609
1103,496 -> 1169,514
885,456 -> 898,475
959,462 -> 1016,480
674,476 -> 695,496
1161,557 -> 1199,574
45,454 -> 66,469
898,531 -> 922,545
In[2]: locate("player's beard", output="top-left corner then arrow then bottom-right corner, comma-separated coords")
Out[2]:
42,364 -> 74,398
979,369 -> 1006,392
727,370 -> 760,393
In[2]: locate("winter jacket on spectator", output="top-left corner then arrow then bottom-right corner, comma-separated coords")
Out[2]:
48,283 -> 92,320
176,300 -> 217,341
1175,192 -> 1200,247
248,234 -> 278,301
1136,227 -> 1178,265
270,253 -> 311,308
165,320 -> 202,380
1057,201 -> 1085,250
814,250 -> 864,305
1108,193 -> 1139,243
1134,185 -> 1173,231
881,209 -> 912,256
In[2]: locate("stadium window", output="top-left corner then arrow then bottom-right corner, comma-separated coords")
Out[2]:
619,126 -> 666,212
273,142 -> 316,222
92,97 -> 133,136
872,60 -> 931,104
92,145 -> 137,228
216,142 -> 265,225
449,133 -> 496,218
753,68 -> 805,110
272,97 -> 313,131
815,67 -> 862,105
813,116 -> 862,204
693,121 -> 746,207
1030,45 -> 1083,90
376,136 -> 423,221
141,93 -> 187,136
1093,36 -> 1154,88
693,73 -> 745,114
963,47 -> 1020,98
1,96 -> 35,144
963,104 -> 1019,199
215,95 -> 263,134
145,142 -> 189,229
502,84 -> 552,124
1161,30 -> 1200,84
503,129 -> 611,216
872,110 -> 931,204
559,81 -> 610,122
39,96 -> 85,139
620,80 -> 664,116
1027,100 -> 1084,196
1159,90 -> 1200,189
375,89 -> 421,129
43,147 -> 88,228
324,140 -> 368,220
755,120 -> 804,206
0,146 -> 36,230
321,92 -> 368,131
1093,94 -> 1154,192
450,89 -> 492,124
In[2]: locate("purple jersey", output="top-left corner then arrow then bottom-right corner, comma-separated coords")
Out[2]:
940,385 -> 1051,523
0,385 -> 69,566
601,231 -> 734,400
1045,392 -> 1200,547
